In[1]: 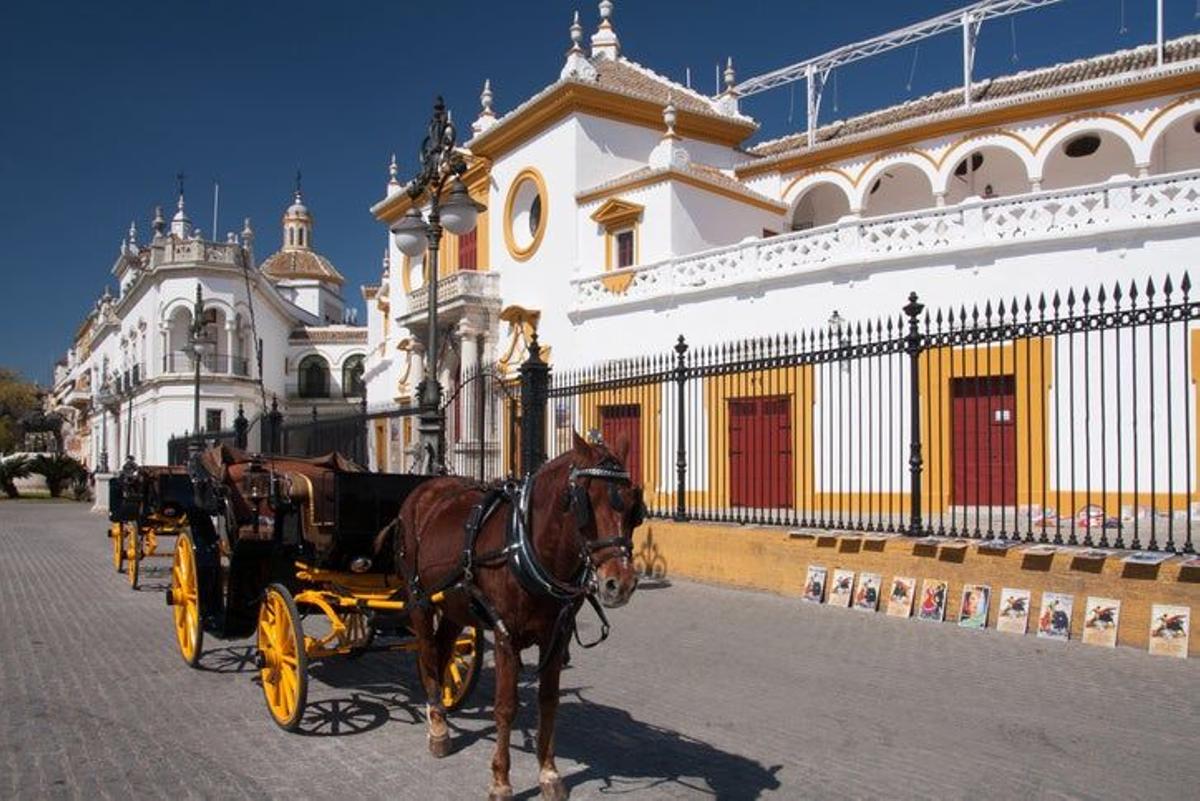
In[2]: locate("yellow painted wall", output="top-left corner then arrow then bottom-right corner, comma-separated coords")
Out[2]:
634,519 -> 1200,655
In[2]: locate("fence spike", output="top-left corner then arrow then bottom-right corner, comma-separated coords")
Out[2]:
1129,279 -> 1139,301
1010,297 -> 1019,319
1097,284 -> 1107,305
1081,287 -> 1091,308
1145,276 -> 1156,298
1037,292 -> 1047,313
1183,272 -> 1192,297
1066,288 -> 1076,309
1164,274 -> 1174,297
1051,291 -> 1061,312
1112,281 -> 1123,303
984,300 -> 993,321
1024,294 -> 1033,314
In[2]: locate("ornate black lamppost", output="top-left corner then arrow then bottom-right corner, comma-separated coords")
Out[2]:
389,97 -> 485,474
182,283 -> 214,452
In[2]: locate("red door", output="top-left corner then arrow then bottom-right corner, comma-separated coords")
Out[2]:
600,404 -> 642,484
951,376 -> 1016,505
729,396 -> 793,508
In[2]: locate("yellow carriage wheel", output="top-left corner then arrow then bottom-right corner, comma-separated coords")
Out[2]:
111,523 -> 125,573
441,625 -> 483,711
170,531 -> 204,668
257,584 -> 308,731
127,523 -> 141,590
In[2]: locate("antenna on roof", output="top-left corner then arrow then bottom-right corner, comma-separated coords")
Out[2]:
905,44 -> 920,93
211,179 -> 220,243
685,66 -> 691,89
715,63 -> 720,95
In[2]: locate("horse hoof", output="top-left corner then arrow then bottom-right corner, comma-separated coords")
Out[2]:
428,734 -> 452,758
487,789 -> 514,801
540,778 -> 568,801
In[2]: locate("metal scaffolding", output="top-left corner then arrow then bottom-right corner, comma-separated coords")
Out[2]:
727,0 -> 1120,148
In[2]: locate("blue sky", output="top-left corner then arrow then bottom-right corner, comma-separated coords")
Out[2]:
1,0 -> 1195,383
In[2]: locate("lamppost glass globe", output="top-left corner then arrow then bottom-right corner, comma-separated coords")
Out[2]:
439,177 -> 486,236
391,207 -> 429,257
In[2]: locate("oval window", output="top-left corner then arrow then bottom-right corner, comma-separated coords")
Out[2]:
503,168 -> 548,261
1063,134 -> 1101,159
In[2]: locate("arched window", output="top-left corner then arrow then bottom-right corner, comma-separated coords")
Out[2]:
342,355 -> 365,398
298,355 -> 330,398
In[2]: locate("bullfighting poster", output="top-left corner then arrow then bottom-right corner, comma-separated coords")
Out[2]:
1081,597 -> 1121,648
802,565 -> 827,604
1037,592 -> 1074,641
852,572 -> 881,612
828,569 -> 855,608
996,588 -> 1031,634
917,579 -> 948,622
1148,604 -> 1190,658
886,576 -> 916,618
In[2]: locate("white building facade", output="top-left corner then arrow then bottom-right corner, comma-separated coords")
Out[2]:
364,3 -> 1200,541
52,188 -> 367,471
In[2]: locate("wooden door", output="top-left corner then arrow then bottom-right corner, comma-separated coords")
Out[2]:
951,376 -> 1017,505
729,395 -> 793,508
600,404 -> 642,484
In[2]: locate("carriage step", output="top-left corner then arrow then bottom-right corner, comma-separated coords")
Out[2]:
164,590 -> 174,607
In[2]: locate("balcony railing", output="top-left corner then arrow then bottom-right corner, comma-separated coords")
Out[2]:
162,351 -> 251,377
571,169 -> 1200,316
405,270 -> 501,314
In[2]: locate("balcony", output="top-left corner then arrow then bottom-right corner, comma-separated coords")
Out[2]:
162,351 -> 251,377
400,270 -> 502,329
570,169 -> 1200,317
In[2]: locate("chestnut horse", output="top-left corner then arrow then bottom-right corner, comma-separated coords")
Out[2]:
389,433 -> 642,800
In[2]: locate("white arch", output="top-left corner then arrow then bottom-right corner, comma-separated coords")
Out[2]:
1033,116 -> 1143,180
854,152 -> 939,214
1144,97 -> 1200,152
335,350 -> 367,369
782,170 -> 856,211
935,134 -> 1035,196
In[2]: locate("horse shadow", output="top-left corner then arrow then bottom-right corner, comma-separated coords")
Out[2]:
444,682 -> 781,800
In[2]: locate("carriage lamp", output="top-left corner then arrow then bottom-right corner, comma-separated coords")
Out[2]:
388,96 -> 488,474
243,455 -> 271,501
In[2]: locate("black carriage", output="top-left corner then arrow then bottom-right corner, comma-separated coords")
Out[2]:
167,447 -> 482,730
108,459 -> 193,589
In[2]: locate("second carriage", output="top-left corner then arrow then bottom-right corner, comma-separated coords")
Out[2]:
167,446 -> 483,730
108,461 -> 192,589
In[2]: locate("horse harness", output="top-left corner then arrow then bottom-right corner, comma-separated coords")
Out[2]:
405,460 -> 637,674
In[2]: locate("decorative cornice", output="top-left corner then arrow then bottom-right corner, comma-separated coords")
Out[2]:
467,81 -> 756,162
288,327 -> 368,344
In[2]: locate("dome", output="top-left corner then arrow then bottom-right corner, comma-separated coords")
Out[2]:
260,249 -> 345,285
260,187 -> 344,286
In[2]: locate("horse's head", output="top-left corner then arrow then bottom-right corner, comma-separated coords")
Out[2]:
565,431 -> 644,608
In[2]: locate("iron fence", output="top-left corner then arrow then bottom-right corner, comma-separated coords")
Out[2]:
541,272 -> 1199,554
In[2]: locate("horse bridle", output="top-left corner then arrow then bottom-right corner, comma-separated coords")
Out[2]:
566,462 -> 642,576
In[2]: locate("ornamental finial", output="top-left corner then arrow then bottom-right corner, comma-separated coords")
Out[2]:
724,57 -> 736,92
591,0 -> 619,60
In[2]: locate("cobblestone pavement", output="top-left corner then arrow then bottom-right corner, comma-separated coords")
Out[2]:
2,502 -> 1198,801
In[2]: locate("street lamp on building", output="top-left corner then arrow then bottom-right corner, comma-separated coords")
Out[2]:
390,96 -> 486,474
182,283 -> 215,451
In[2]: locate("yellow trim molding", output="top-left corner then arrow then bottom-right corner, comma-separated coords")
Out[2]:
591,198 -> 644,294
738,71 -> 1200,180
579,167 -> 787,214
503,167 -> 549,262
470,83 -> 757,162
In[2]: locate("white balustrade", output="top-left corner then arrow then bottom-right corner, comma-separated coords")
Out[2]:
571,170 -> 1200,314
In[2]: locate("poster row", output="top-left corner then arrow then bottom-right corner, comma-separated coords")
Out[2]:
802,566 -> 1191,658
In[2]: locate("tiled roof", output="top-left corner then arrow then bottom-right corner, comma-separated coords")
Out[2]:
260,249 -> 345,285
592,58 -> 747,121
750,35 -> 1200,160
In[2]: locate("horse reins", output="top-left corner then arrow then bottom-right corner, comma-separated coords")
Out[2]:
401,458 -> 640,675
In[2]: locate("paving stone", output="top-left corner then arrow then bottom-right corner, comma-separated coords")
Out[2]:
0,502 -> 1197,800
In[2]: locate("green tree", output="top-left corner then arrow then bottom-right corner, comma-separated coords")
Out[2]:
0,369 -> 39,453
0,456 -> 31,498
29,454 -> 86,498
